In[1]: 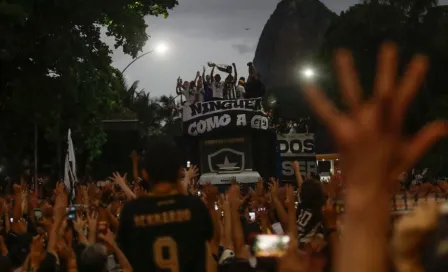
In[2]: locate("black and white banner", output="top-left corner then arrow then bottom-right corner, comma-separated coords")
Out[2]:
277,133 -> 317,182
200,136 -> 252,173
182,98 -> 268,136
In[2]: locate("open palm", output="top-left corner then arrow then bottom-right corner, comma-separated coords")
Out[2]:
303,43 -> 447,193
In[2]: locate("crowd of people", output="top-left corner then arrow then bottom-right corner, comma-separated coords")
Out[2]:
176,62 -> 265,105
0,44 -> 447,272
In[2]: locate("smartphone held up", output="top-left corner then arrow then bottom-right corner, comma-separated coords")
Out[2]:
66,206 -> 77,220
251,234 -> 290,258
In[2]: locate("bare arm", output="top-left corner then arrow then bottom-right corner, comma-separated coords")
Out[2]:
292,161 -> 303,193
67,252 -> 78,272
100,232 -> 133,272
87,212 -> 98,245
232,63 -> 238,87
106,207 -> 119,232
259,212 -> 272,234
113,242 -> 133,272
229,186 -> 247,259
272,197 -> 288,229
176,78 -> 183,95
285,185 -> 297,236
73,218 -> 88,245
3,211 -> 10,233
112,172 -> 135,200
210,66 -> 215,82
270,181 -> 288,228
222,200 -> 233,250
204,187 -> 221,254
47,209 -> 65,257
194,71 -> 200,83
176,85 -> 183,95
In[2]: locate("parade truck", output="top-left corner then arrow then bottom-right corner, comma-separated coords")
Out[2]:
180,98 -> 277,191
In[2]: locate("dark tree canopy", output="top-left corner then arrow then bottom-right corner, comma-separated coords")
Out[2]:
0,0 -> 178,175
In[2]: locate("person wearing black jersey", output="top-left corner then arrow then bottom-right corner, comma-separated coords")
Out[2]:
297,179 -> 326,247
116,139 -> 213,272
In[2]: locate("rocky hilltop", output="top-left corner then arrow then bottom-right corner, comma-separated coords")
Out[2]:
254,0 -> 336,118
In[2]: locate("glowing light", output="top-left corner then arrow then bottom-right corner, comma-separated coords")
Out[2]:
302,68 -> 315,78
155,43 -> 168,54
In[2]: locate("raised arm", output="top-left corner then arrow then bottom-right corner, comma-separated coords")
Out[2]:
292,161 -> 303,194
269,179 -> 288,229
194,71 -> 200,83
232,63 -> 238,86
228,185 -> 247,259
112,172 -> 135,200
210,65 -> 215,82
99,230 -> 133,272
202,66 -> 206,81
176,77 -> 182,95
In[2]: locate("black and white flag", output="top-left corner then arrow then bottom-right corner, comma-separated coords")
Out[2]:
64,129 -> 78,200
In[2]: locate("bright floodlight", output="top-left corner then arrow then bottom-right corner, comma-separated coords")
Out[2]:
155,43 -> 168,54
302,68 -> 315,78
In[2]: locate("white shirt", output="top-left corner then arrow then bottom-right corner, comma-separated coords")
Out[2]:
196,88 -> 204,102
212,81 -> 223,99
235,85 -> 245,99
182,86 -> 196,104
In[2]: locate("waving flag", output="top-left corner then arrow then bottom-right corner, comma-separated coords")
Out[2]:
64,129 -> 78,200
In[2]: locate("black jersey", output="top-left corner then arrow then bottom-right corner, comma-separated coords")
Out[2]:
296,205 -> 324,243
116,193 -> 213,272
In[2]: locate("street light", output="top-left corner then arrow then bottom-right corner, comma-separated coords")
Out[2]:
121,43 -> 169,74
301,67 -> 315,79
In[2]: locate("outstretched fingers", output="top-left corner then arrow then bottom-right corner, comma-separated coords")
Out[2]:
392,55 -> 429,129
400,121 -> 448,174
373,43 -> 397,103
302,83 -> 344,139
334,49 -> 362,111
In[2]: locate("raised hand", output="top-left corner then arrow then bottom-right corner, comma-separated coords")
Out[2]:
73,217 -> 86,233
87,212 -> 98,231
203,183 -> 217,207
111,172 -> 127,186
98,229 -> 117,247
185,165 -> 199,181
269,178 -> 280,199
227,185 -> 241,211
302,43 -> 448,196
292,161 -> 300,173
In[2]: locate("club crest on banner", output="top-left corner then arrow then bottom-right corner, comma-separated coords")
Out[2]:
208,148 -> 245,173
